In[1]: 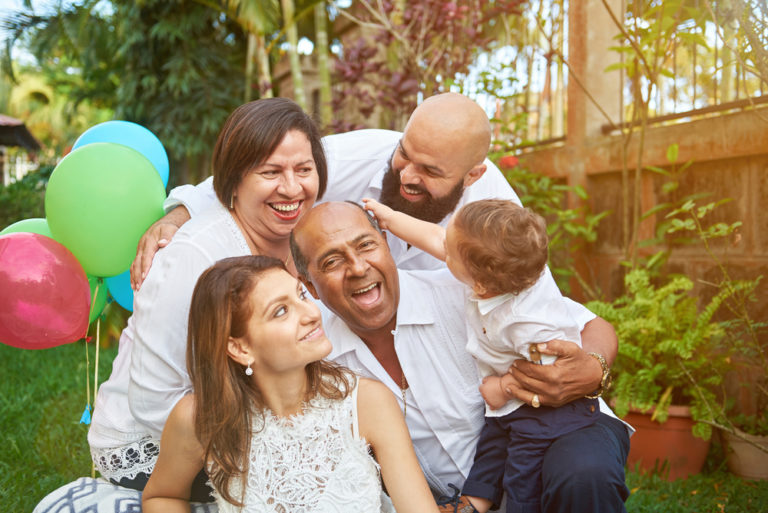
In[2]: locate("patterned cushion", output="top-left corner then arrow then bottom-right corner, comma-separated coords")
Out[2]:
33,477 -> 218,513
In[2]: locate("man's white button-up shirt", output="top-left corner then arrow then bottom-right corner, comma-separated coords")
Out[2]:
326,269 -> 484,496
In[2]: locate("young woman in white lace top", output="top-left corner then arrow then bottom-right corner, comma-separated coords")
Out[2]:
142,255 -> 438,513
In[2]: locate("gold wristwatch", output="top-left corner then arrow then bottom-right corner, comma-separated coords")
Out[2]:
585,352 -> 612,399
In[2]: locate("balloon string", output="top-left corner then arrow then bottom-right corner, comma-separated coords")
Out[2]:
91,317 -> 101,480
94,318 -> 100,406
90,281 -> 100,320
87,282 -> 100,479
85,330 -> 91,409
88,281 -> 101,407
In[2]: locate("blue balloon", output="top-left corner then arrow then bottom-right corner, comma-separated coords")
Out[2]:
73,120 -> 170,187
106,270 -> 134,312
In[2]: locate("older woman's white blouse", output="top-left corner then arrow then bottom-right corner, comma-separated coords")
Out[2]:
89,200 -> 249,479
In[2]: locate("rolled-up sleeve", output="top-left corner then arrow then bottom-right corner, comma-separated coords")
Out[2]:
163,176 -> 216,217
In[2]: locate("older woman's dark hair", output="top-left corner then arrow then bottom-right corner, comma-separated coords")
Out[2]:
212,98 -> 327,208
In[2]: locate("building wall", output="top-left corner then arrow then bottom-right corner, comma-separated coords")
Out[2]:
519,107 -> 768,332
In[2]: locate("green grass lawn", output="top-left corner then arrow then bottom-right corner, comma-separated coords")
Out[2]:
1,340 -> 118,512
2,339 -> 767,512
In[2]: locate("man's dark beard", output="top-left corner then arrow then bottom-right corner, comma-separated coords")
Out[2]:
379,164 -> 465,224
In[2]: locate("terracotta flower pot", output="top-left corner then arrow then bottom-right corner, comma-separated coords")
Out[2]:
623,405 -> 711,481
722,428 -> 768,481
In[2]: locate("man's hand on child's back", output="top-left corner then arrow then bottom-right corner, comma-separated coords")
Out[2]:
508,340 -> 600,407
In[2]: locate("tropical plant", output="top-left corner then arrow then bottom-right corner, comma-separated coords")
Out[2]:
5,71 -> 112,158
192,0 -> 281,102
587,267 -> 743,441
705,0 -> 768,88
0,164 -> 52,229
330,0 -> 524,131
662,198 -> 768,445
601,0 -> 711,264
586,191 -> 765,443
3,0 -> 247,186
313,1 -> 332,128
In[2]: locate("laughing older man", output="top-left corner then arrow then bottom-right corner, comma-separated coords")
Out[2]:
289,202 -> 630,513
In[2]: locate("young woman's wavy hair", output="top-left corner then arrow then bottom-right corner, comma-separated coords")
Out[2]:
453,199 -> 549,296
186,255 -> 352,506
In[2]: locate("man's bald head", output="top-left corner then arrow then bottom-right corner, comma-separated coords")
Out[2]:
380,93 -> 492,223
290,202 -> 380,279
290,202 -> 399,338
405,93 -> 491,171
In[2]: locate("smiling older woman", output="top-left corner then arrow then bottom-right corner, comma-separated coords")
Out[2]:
87,98 -> 327,501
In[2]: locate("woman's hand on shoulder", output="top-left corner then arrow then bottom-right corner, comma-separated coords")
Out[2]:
131,205 -> 190,290
142,394 -> 205,513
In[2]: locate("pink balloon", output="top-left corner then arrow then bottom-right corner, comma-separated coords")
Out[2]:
0,232 -> 90,349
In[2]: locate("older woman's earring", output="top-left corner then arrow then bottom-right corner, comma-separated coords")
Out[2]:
230,195 -> 234,210
245,362 -> 253,376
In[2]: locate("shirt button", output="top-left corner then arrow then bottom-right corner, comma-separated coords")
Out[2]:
589,405 -> 596,413
482,327 -> 486,334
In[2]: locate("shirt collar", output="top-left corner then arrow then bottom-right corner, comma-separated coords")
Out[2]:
367,162 -> 388,197
469,292 -> 515,316
395,270 -> 436,327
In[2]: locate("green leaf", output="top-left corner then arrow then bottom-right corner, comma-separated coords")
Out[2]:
696,202 -> 717,218
659,67 -> 675,79
645,165 -> 671,176
676,31 -> 709,48
604,62 -> 629,73
641,201 -> 674,220
666,143 -> 679,164
608,45 -> 637,54
661,181 -> 679,194
573,185 -> 588,200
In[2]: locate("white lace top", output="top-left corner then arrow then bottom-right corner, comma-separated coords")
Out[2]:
215,380 -> 389,513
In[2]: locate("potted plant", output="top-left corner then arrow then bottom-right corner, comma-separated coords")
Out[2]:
656,199 -> 768,480
586,268 -> 741,480
717,318 -> 768,480
720,410 -> 768,481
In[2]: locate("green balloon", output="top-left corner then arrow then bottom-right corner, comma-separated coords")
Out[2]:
88,275 -> 108,324
45,142 -> 166,277
0,217 -> 53,238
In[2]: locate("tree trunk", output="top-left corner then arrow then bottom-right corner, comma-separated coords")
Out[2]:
255,30 -> 273,98
244,33 -> 256,102
280,0 -> 306,109
554,0 -> 564,136
314,2 -> 332,129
